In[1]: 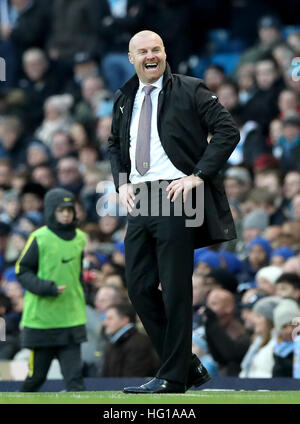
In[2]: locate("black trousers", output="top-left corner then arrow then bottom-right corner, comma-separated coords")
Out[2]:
125,181 -> 198,385
20,343 -> 85,392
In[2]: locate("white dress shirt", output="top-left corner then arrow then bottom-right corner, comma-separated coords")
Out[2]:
129,76 -> 187,184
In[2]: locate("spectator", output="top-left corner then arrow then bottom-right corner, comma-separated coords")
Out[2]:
237,63 -> 256,105
276,116 -> 300,172
0,158 -> 13,188
237,15 -> 283,70
0,190 -> 21,225
35,94 -> 74,145
96,115 -> 113,160
96,0 -> 146,92
277,89 -> 299,120
0,116 -> 31,170
101,302 -> 160,377
229,115 -> 269,167
0,0 -> 51,86
224,166 -> 252,203
217,80 -> 241,115
31,165 -> 56,189
270,247 -> 296,267
64,52 -> 100,104
0,292 -> 21,359
194,249 -> 221,275
282,256 -> 300,276
46,0 -> 99,63
18,48 -> 65,131
283,171 -> 300,203
273,298 -> 300,377
272,42 -> 295,73
81,284 -> 124,376
287,32 -> 300,55
57,156 -> 83,195
239,296 -> 281,378
204,64 -> 226,93
203,288 -> 250,376
275,273 -> 300,302
10,170 -> 29,194
26,141 -> 51,169
204,268 -> 239,295
255,265 -> 283,295
242,209 -> 270,244
74,76 -> 111,131
292,193 -> 300,221
49,131 -> 75,165
242,56 -> 285,134
242,188 -> 287,226
239,237 -> 271,284
279,221 -> 300,251
239,289 -> 265,334
20,182 -> 45,213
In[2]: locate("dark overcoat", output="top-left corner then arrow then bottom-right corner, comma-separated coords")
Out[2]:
108,64 -> 240,248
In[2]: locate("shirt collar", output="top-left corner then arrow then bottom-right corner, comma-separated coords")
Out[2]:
109,323 -> 135,344
138,75 -> 163,93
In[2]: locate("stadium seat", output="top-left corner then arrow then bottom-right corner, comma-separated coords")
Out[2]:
210,52 -> 241,75
282,25 -> 300,39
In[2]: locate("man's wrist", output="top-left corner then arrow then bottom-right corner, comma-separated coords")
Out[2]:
193,169 -> 206,181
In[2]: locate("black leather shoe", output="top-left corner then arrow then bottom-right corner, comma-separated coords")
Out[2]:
187,363 -> 211,389
123,377 -> 186,394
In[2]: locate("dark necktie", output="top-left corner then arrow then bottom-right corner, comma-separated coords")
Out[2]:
135,85 -> 155,176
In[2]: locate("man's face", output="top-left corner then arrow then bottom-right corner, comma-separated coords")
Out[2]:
58,160 -> 81,185
32,167 -> 54,188
255,60 -> 277,90
284,172 -> 300,199
128,32 -> 166,84
23,55 -> 48,82
22,193 -> 43,212
95,287 -> 117,313
104,308 -> 128,336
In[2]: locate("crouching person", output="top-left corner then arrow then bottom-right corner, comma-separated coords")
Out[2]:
16,188 -> 87,392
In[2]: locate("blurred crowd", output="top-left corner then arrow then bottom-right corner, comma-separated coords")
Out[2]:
0,0 -> 300,380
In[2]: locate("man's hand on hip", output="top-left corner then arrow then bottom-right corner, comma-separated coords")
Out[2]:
118,183 -> 135,213
166,175 -> 203,203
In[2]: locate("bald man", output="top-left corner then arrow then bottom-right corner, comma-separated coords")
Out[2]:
108,30 -> 240,393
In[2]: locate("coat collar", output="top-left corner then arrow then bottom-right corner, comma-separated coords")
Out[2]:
120,62 -> 173,99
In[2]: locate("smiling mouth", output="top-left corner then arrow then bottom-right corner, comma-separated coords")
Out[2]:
144,63 -> 158,70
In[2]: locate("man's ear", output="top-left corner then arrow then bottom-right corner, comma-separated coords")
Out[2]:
128,52 -> 134,64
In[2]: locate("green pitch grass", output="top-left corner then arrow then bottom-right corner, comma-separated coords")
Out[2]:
0,391 -> 300,404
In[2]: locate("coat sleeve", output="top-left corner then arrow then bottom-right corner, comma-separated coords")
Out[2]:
15,235 -> 58,297
107,90 -> 130,192
193,83 -> 240,179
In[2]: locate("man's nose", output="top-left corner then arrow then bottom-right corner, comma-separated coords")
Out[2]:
146,51 -> 155,59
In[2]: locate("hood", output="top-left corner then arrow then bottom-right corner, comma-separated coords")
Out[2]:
44,188 -> 76,240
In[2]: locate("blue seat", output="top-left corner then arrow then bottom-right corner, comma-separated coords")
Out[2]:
210,52 -> 241,75
282,25 -> 300,39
